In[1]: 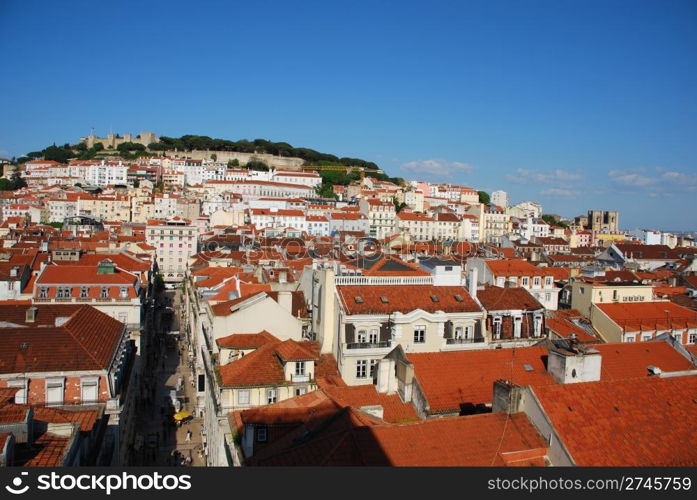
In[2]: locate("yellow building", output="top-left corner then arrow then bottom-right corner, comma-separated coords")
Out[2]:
570,280 -> 654,319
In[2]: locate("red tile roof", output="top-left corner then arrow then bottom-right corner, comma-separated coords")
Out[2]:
238,384 -> 417,425
250,410 -> 547,466
210,292 -> 265,316
321,385 -> 419,423
0,405 -> 30,424
216,330 -> 277,349
545,309 -> 599,343
52,252 -> 150,273
596,301 -> 697,331
17,432 -> 71,467
274,340 -> 317,361
486,259 -> 552,277
0,304 -> 125,374
37,264 -> 137,285
408,341 -> 695,413
408,347 -> 556,413
533,375 -> 697,466
653,286 -> 688,297
615,243 -> 678,260
477,285 -> 543,311
545,267 -> 572,281
343,255 -> 430,276
593,342 -> 695,378
31,406 -> 100,432
337,285 -> 481,315
218,340 -> 319,387
397,212 -> 433,221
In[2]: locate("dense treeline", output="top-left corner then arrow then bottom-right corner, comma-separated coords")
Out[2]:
0,172 -> 27,190
150,135 -> 380,171
16,135 -> 382,173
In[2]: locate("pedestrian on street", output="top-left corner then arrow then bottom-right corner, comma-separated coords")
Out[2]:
186,430 -> 192,441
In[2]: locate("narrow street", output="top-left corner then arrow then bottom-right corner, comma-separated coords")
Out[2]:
129,286 -> 205,467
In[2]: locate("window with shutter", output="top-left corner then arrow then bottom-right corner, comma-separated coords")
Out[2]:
345,323 -> 355,344
81,377 -> 99,403
46,378 -> 64,406
379,323 -> 391,342
444,321 -> 453,339
8,380 -> 27,405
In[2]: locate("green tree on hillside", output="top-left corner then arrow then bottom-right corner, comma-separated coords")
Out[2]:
246,160 -> 269,171
116,142 -> 146,153
43,144 -> 73,163
393,197 -> 408,213
11,172 -> 27,189
478,191 -> 490,204
315,183 -> 338,199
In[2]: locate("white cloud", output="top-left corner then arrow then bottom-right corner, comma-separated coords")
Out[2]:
609,168 -> 697,194
506,168 -> 583,185
540,188 -> 579,198
400,159 -> 474,178
608,169 -> 656,187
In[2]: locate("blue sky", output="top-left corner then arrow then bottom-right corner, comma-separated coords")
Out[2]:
1,0 -> 695,231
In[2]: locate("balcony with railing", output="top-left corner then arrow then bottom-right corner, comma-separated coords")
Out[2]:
33,296 -> 136,304
342,340 -> 393,357
441,336 -> 489,351
446,337 -> 485,345
291,373 -> 310,383
346,341 -> 391,350
334,275 -> 433,286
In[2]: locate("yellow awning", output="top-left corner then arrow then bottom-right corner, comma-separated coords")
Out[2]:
173,410 -> 193,421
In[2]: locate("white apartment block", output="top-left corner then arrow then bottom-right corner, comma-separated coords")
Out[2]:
272,170 -> 322,188
154,194 -> 181,219
491,190 -> 508,208
403,189 -> 424,212
395,212 -> 436,241
520,217 -> 550,241
146,217 -> 198,282
249,208 -> 306,232
203,180 -> 314,200
84,162 -> 128,187
359,199 -> 396,239
328,213 -> 369,235
460,215 -> 479,242
305,216 -> 330,237
47,198 -> 79,223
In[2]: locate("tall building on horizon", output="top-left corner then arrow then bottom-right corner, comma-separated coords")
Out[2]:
491,190 -> 508,208
587,209 -> 619,233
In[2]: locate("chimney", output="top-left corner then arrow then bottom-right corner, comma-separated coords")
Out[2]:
547,340 -> 602,384
647,365 -> 662,376
278,270 -> 288,283
9,266 -> 18,278
25,307 -> 37,323
467,266 -> 478,299
492,380 -> 525,413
